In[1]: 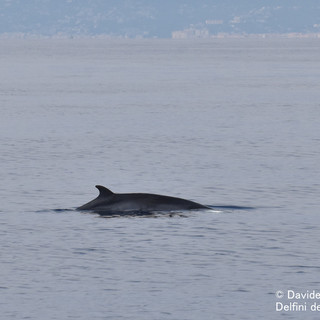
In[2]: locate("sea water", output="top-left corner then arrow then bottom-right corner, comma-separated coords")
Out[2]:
0,38 -> 320,319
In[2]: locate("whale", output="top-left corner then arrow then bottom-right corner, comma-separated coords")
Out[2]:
77,185 -> 209,214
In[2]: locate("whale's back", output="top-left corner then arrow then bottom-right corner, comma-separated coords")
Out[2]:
77,185 -> 208,213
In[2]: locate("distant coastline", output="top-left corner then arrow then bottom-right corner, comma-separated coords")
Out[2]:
1,32 -> 320,40
171,30 -> 320,39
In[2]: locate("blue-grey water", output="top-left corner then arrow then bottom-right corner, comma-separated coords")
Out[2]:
1,38 -> 320,319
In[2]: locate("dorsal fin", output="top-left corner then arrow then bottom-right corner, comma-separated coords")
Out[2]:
95,185 -> 114,198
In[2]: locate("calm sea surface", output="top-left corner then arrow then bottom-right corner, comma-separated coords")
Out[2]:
1,38 -> 320,319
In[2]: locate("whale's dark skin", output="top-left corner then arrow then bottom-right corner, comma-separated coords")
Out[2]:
77,185 -> 209,214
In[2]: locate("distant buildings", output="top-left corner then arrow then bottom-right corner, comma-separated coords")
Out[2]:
171,28 -> 209,39
172,27 -> 320,39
